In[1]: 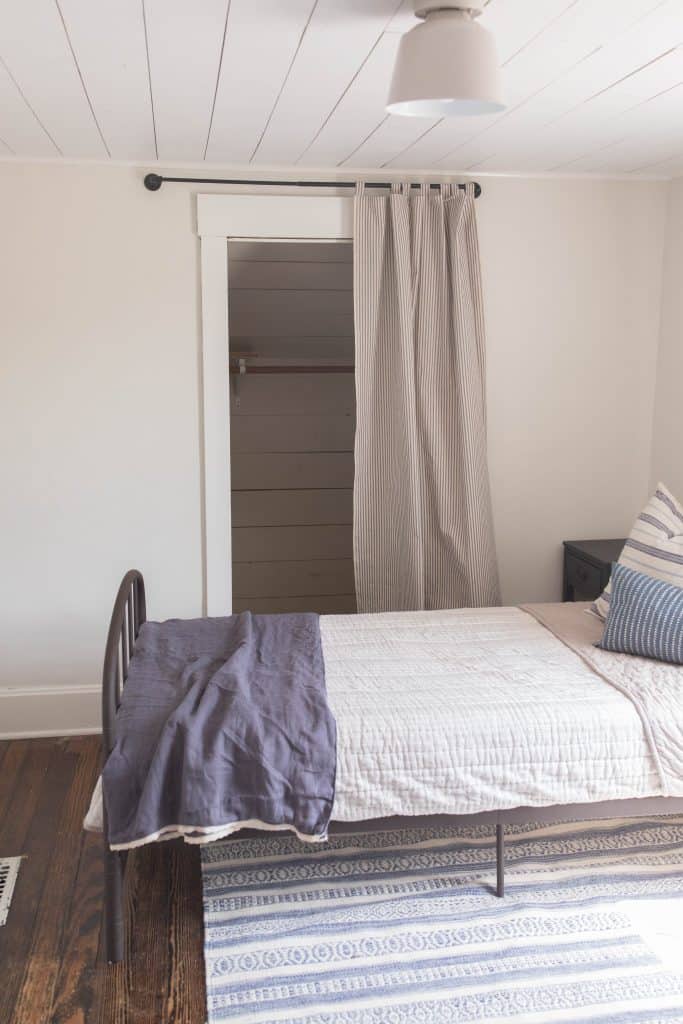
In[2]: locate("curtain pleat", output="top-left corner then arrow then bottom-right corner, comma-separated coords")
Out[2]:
353,182 -> 501,612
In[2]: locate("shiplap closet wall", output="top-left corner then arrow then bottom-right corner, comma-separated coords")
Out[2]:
229,241 -> 356,614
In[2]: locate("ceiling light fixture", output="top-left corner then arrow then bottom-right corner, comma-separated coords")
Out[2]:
387,1 -> 505,118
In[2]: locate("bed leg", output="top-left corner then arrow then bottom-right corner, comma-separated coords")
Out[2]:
496,824 -> 505,898
103,842 -> 125,964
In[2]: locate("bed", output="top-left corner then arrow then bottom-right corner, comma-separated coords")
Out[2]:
94,570 -> 683,963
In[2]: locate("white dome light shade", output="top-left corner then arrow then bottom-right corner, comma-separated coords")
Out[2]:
387,8 -> 505,118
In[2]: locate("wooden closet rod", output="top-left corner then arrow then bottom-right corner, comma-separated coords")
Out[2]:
143,173 -> 481,198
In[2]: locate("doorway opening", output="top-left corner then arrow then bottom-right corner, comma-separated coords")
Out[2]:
228,240 -> 356,614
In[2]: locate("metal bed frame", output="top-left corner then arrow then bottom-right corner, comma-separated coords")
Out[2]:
101,570 -> 683,963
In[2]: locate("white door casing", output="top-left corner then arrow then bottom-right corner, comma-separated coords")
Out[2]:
197,193 -> 353,614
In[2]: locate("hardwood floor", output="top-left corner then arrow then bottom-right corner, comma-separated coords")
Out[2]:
0,736 -> 206,1024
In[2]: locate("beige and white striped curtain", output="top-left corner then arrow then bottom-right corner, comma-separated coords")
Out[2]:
353,181 -> 500,613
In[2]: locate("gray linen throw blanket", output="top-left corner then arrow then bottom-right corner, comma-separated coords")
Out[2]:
102,612 -> 336,850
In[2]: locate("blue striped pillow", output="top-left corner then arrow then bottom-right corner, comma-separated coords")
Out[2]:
598,562 -> 683,664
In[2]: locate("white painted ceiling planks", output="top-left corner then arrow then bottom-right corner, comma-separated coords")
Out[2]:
0,0 -> 681,176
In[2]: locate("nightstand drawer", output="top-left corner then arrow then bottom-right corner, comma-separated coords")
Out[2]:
564,553 -> 603,600
562,538 -> 624,602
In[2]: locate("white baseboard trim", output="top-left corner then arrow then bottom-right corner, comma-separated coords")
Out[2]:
0,685 -> 101,739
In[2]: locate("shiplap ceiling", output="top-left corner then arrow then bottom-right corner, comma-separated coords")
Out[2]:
2,0 -> 683,177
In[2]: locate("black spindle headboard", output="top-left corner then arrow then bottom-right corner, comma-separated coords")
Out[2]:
102,570 -> 146,761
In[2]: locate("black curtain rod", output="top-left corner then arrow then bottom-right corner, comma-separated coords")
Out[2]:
143,172 -> 481,198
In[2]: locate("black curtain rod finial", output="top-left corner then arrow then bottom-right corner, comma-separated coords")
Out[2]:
143,172 -> 481,198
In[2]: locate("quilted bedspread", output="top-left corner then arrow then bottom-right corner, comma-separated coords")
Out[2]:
322,603 -> 664,821
527,601 -> 683,801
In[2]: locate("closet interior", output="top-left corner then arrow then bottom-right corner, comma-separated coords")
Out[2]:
228,240 -> 356,614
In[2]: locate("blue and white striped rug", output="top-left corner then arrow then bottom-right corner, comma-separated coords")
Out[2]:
201,818 -> 683,1023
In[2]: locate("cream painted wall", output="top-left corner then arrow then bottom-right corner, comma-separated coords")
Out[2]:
650,176 -> 683,501
0,162 -> 204,734
478,177 -> 666,606
0,162 -> 668,734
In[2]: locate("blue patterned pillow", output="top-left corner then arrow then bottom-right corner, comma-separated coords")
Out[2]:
597,562 -> 683,664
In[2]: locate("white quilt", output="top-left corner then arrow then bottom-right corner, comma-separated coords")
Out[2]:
322,604 -> 662,821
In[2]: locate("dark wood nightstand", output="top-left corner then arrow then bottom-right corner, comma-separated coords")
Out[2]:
562,539 -> 627,602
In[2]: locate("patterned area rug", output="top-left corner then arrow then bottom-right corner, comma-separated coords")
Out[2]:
0,856 -> 21,927
201,818 -> 683,1023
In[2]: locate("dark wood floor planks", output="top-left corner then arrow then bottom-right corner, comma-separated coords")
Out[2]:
0,740 -> 43,838
0,735 -> 206,1024
0,740 -> 76,1024
50,826 -> 104,1024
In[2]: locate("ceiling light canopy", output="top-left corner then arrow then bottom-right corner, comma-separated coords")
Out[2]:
387,1 -> 505,118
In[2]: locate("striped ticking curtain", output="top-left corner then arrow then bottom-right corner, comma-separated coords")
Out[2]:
353,181 -> 500,613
